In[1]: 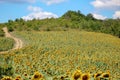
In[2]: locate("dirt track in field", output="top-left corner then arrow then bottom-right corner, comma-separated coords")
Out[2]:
0,27 -> 23,54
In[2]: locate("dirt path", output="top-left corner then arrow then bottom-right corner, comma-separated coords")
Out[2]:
0,27 -> 23,54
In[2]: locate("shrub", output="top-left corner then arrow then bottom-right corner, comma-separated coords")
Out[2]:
0,29 -> 4,37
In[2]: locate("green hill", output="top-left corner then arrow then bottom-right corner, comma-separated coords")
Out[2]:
0,10 -> 120,38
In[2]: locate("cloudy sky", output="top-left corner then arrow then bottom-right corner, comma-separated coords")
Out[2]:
0,0 -> 120,23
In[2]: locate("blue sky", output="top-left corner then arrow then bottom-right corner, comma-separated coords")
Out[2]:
0,0 -> 120,23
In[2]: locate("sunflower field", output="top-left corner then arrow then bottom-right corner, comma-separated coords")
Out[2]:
0,30 -> 120,80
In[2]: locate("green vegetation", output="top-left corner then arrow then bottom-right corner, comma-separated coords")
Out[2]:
0,29 -> 4,37
2,10 -> 120,38
0,37 -> 14,51
0,24 -> 14,51
0,54 -> 14,79
0,66 -> 13,79
0,31 -> 120,79
0,24 -> 4,37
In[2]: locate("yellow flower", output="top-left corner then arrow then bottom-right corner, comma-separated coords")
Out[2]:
101,72 -> 110,78
72,70 -> 82,80
31,71 -> 44,80
24,73 -> 28,77
94,71 -> 102,79
14,76 -> 22,80
81,73 -> 90,80
1,76 -> 13,80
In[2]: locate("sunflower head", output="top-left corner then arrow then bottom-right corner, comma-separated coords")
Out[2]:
94,71 -> 102,79
101,72 -> 110,78
1,76 -> 13,80
32,71 -> 43,80
72,69 -> 82,80
81,73 -> 90,80
14,75 -> 22,80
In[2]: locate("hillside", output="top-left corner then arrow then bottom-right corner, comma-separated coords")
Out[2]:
0,10 -> 120,38
0,30 -> 120,79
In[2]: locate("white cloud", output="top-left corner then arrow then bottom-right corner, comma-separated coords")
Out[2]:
113,11 -> 120,19
22,12 -> 58,20
92,13 -> 107,20
91,0 -> 120,9
41,0 -> 67,5
0,0 -> 36,3
22,6 -> 58,20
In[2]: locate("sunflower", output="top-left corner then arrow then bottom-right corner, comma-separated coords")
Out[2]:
72,69 -> 82,80
31,71 -> 44,80
14,76 -> 22,80
94,71 -> 102,79
101,72 -> 110,78
1,76 -> 13,80
81,73 -> 90,80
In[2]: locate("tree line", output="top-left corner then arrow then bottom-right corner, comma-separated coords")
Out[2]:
0,10 -> 120,38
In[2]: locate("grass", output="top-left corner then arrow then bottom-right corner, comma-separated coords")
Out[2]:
0,30 -> 120,80
0,37 -> 14,51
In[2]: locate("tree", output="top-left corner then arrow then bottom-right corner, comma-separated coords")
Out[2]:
8,20 -> 13,25
86,13 -> 95,20
15,18 -> 19,22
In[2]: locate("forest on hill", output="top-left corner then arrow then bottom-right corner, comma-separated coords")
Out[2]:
0,10 -> 120,38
